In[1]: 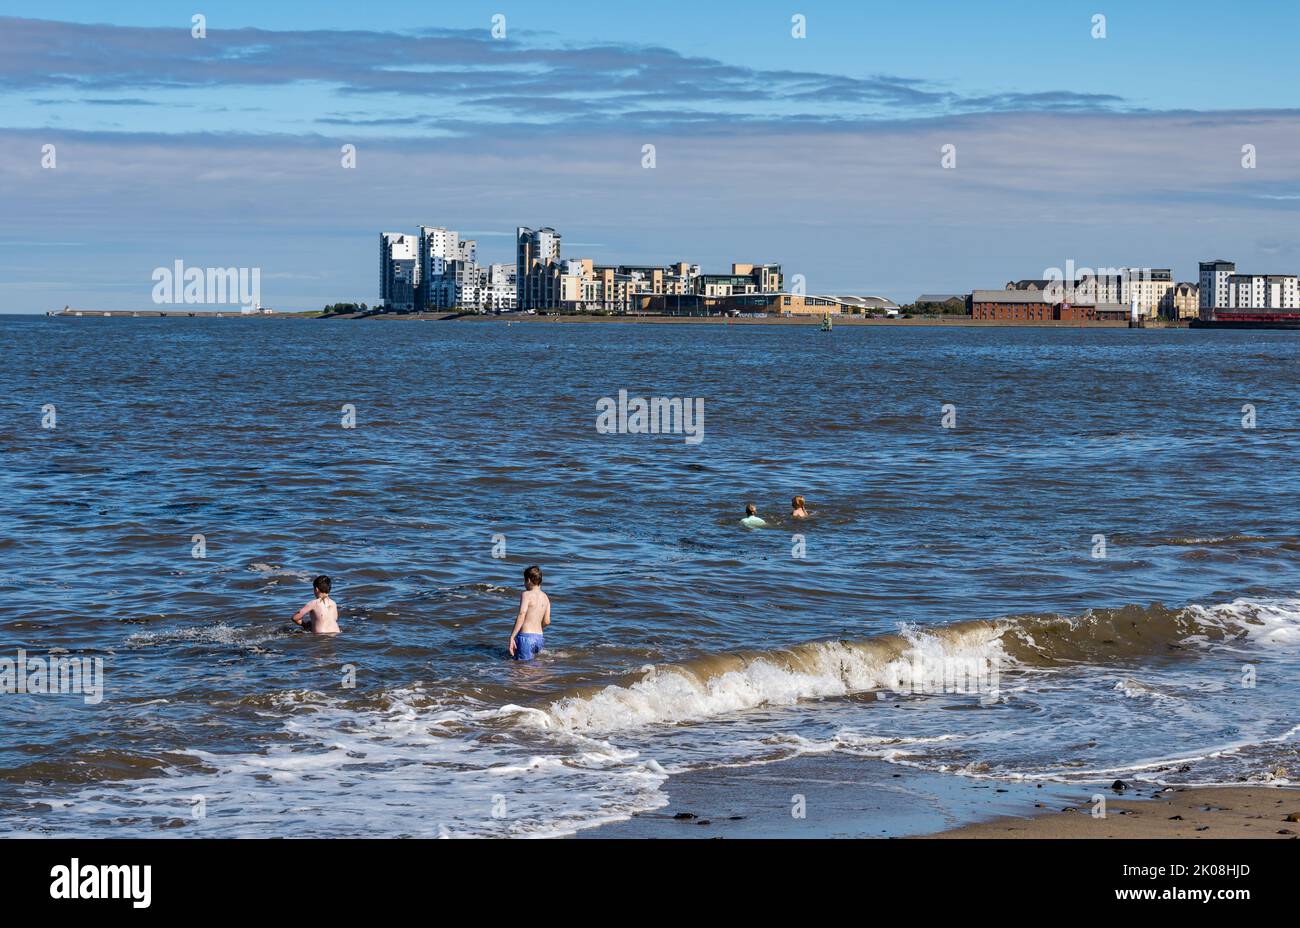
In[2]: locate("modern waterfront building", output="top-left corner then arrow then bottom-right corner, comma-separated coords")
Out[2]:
513,225 -> 780,313
1194,259 -> 1300,318
695,263 -> 782,298
1199,260 -> 1235,310
418,226 -> 482,310
1224,273 -> 1300,310
418,225 -> 458,283
379,224 -> 518,312
636,292 -> 898,316
516,227 -> 563,312
1121,268 -> 1173,318
485,263 -> 517,312
379,232 -> 418,312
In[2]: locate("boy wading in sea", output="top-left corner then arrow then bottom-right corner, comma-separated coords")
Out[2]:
292,575 -> 340,634
741,503 -> 768,528
508,565 -> 551,661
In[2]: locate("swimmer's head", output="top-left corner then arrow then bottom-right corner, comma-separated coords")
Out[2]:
792,496 -> 805,510
524,565 -> 543,589
745,503 -> 757,516
313,575 -> 332,597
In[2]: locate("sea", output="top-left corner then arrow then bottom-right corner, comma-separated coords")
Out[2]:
1,315 -> 1297,836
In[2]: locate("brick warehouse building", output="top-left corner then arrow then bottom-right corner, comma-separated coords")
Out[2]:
969,290 -> 1129,323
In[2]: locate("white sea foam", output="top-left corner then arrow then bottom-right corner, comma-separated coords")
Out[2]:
545,624 -> 1008,734
35,686 -> 668,838
125,623 -> 285,649
248,563 -> 314,582
1113,677 -> 1178,700
1187,596 -> 1300,644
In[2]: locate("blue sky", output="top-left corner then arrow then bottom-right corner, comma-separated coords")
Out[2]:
2,1 -> 1299,311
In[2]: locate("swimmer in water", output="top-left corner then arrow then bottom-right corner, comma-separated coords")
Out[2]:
508,565 -> 551,661
791,496 -> 809,519
741,503 -> 768,528
292,575 -> 340,634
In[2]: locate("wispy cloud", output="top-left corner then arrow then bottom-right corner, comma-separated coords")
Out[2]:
0,15 -> 1133,137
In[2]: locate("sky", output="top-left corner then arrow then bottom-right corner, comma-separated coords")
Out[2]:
2,0 -> 1299,311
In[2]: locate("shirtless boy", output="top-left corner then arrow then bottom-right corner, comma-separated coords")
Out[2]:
292,575 -> 340,634
508,565 -> 550,661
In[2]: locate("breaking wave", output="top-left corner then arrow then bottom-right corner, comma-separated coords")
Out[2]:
543,598 -> 1300,734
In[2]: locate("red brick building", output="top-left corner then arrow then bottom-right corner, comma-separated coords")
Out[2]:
970,292 -> 1054,321
1057,303 -> 1129,322
969,290 -> 1129,323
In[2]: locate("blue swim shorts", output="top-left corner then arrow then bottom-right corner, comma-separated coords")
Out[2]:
514,633 -> 544,661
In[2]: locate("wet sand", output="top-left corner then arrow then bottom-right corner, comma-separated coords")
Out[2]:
935,785 -> 1300,839
576,753 -> 1299,839
576,753 -> 1077,838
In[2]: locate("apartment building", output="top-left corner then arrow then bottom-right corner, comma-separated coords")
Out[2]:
1199,260 -> 1235,310
1225,273 -> 1300,309
695,263 -> 783,298
418,226 -> 482,310
379,232 -> 418,312
1172,282 -> 1200,319
485,263 -> 517,312
516,227 -> 563,312
1121,268 -> 1173,318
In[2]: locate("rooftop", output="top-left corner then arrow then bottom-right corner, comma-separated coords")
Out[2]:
973,289 -> 1054,303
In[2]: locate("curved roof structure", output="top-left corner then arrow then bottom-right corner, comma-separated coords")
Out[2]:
814,294 -> 900,311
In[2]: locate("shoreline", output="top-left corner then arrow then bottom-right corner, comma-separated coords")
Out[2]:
934,785 -> 1300,839
575,752 -> 1299,839
456,313 -> 1140,328
43,309 -> 321,319
43,309 -> 1165,328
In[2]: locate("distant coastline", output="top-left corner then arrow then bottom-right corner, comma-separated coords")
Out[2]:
45,308 -> 320,319
46,308 -> 1174,328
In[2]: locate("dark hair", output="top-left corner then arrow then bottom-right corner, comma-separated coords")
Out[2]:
524,565 -> 542,587
313,575 -> 332,595
746,503 -> 757,516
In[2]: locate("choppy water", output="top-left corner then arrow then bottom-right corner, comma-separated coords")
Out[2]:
2,315 -> 1298,837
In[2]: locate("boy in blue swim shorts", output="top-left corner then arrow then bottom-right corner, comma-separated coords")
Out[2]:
508,565 -> 551,661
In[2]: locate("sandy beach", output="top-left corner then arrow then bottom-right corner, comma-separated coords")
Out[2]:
576,752 -> 1300,839
935,785 -> 1300,839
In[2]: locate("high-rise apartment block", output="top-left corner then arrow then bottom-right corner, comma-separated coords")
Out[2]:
1199,260 -> 1235,310
379,232 -> 418,312
382,223 -> 778,314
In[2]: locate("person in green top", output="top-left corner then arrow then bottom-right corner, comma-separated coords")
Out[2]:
741,503 -> 768,529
